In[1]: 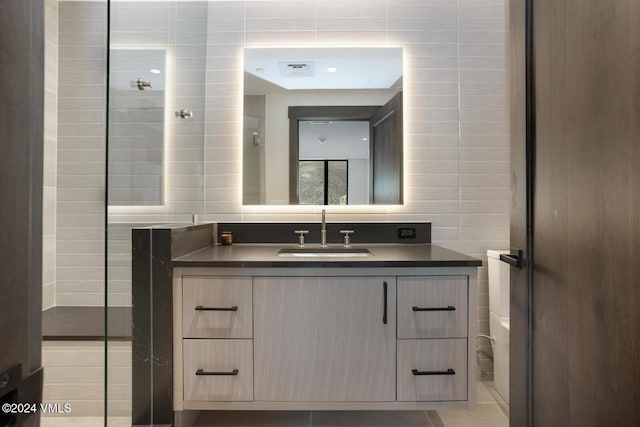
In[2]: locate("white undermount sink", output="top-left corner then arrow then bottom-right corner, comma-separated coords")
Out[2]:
276,248 -> 373,257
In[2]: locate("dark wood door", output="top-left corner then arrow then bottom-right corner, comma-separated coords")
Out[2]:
508,0 -> 530,425
509,0 -> 640,426
370,92 -> 403,204
0,0 -> 45,426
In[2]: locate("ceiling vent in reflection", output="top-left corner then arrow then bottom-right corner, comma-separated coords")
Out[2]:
279,61 -> 315,78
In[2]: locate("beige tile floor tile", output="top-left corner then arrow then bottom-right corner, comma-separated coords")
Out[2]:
194,410 -> 311,426
42,416 -> 131,427
311,410 -> 431,427
427,403 -> 508,427
428,382 -> 508,427
41,382 -> 509,427
41,417 -> 99,427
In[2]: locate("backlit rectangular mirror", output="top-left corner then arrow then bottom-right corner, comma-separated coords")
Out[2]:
109,48 -> 166,206
243,47 -> 403,205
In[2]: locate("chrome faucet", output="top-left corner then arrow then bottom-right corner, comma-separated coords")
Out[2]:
321,209 -> 327,248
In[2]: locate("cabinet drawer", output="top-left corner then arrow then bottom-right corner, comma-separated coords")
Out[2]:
397,276 -> 468,338
397,339 -> 467,401
183,339 -> 253,402
183,276 -> 252,338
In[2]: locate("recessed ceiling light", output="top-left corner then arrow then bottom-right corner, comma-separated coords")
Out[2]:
149,69 -> 161,74
256,67 -> 265,73
362,137 -> 368,141
326,66 -> 338,73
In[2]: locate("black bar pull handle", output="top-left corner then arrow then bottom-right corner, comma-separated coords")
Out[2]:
195,305 -> 238,311
196,369 -> 239,376
383,281 -> 388,325
500,248 -> 523,269
412,368 -> 456,376
412,305 -> 456,312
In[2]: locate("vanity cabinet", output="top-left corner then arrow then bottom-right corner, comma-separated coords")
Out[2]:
173,266 -> 477,412
396,276 -> 469,402
254,277 -> 396,402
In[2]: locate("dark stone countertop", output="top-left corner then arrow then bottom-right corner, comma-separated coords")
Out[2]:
172,243 -> 482,268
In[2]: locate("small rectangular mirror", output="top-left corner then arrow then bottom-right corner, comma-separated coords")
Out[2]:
108,49 -> 166,206
243,47 -> 403,205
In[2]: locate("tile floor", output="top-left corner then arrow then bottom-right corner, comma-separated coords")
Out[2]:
427,381 -> 509,427
41,382 -> 508,427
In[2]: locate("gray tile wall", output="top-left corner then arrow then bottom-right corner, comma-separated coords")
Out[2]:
57,1 -> 208,307
56,0 -> 508,378
43,0 -> 58,310
56,1 -> 107,307
202,0 -> 509,377
107,1 -> 208,306
108,1 -> 207,220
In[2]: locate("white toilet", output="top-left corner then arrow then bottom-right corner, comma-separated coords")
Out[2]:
487,250 -> 510,403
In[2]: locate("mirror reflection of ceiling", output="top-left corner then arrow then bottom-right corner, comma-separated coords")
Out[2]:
109,49 -> 166,91
242,46 -> 403,206
244,47 -> 403,91
299,121 -> 369,160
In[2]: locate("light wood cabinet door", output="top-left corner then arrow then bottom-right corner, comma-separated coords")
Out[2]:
182,276 -> 252,338
254,276 -> 396,402
397,276 -> 468,338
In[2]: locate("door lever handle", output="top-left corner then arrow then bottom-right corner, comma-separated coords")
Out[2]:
500,249 -> 523,269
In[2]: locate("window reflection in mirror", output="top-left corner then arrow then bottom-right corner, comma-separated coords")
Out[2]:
242,47 -> 403,205
299,120 -> 369,205
299,160 -> 348,205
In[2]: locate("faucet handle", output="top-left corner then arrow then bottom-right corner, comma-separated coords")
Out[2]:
294,230 -> 309,248
339,230 -> 354,248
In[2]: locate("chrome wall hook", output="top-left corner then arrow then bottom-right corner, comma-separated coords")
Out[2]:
136,78 -> 152,90
176,110 -> 193,119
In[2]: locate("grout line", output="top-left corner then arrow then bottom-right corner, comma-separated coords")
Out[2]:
456,0 -> 462,249
423,409 -> 434,427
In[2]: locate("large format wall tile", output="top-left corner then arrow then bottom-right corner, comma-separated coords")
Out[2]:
55,0 -> 508,380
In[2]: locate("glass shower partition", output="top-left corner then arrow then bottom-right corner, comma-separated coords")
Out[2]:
41,1 -> 111,426
106,1 -> 208,425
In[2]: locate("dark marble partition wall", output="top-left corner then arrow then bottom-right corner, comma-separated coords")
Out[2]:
132,223 -> 214,426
